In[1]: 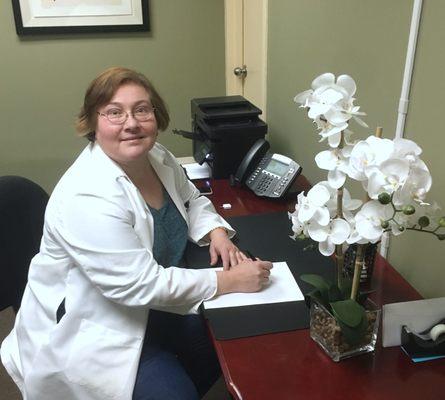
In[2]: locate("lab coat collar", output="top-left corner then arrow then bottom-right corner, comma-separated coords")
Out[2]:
148,145 -> 189,223
89,141 -> 170,181
89,142 -> 128,180
89,142 -> 188,223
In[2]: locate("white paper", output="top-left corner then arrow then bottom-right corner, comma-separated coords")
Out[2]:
182,162 -> 212,180
203,262 -> 304,310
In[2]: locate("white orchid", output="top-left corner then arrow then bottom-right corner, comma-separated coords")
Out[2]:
344,212 -> 369,245
392,159 -> 432,205
294,73 -> 368,149
289,210 -> 307,239
348,136 -> 394,181
365,159 -> 410,199
290,72 -> 445,327
319,183 -> 362,218
308,218 -> 351,256
315,147 -> 353,189
391,138 -> 430,203
294,73 -> 355,121
313,116 -> 348,148
366,157 -> 431,205
354,201 -> 393,242
393,137 -> 422,159
295,184 -> 331,226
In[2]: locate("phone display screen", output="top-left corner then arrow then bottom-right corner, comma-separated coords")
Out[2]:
264,159 -> 288,177
196,180 -> 213,196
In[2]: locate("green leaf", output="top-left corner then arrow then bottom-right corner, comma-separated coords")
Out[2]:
339,277 -> 352,300
330,299 -> 368,345
300,274 -> 332,291
330,299 -> 364,328
337,314 -> 368,345
328,284 -> 342,303
301,274 -> 332,306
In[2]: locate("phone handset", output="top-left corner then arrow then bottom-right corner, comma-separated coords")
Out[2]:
234,139 -> 270,184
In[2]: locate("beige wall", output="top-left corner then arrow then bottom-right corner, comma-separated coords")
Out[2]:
267,0 -> 445,298
0,1 -> 225,193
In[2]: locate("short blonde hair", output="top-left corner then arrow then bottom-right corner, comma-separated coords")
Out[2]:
76,67 -> 170,141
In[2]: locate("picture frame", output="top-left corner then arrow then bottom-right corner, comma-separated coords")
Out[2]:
12,0 -> 150,35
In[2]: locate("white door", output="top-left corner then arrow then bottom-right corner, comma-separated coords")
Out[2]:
225,0 -> 268,120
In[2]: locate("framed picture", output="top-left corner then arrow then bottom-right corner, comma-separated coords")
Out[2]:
12,0 -> 150,35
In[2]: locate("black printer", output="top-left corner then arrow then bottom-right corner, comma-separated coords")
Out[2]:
175,96 -> 267,179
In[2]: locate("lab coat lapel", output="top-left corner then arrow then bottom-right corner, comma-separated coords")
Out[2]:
148,148 -> 189,224
91,143 -> 154,249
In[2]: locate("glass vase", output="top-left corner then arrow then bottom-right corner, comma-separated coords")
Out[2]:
309,300 -> 380,362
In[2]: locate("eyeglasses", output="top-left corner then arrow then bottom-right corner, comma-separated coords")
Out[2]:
97,106 -> 156,125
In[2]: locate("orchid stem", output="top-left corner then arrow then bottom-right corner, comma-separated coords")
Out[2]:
335,245 -> 344,288
335,132 -> 345,287
351,244 -> 365,300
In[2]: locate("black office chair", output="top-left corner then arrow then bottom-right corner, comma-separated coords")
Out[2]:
0,176 -> 49,313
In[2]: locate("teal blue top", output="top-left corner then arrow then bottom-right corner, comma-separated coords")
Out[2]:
147,189 -> 188,267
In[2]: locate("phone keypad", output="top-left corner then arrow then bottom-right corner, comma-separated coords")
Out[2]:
246,154 -> 302,198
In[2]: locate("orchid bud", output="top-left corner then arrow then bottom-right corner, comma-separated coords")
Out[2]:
378,192 -> 391,205
381,220 -> 389,229
402,205 -> 415,215
418,216 -> 430,228
439,217 -> 445,227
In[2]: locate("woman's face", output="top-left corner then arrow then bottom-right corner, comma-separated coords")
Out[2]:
95,83 -> 158,167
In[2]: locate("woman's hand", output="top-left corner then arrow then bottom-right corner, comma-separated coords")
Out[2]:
215,259 -> 273,295
209,228 -> 244,270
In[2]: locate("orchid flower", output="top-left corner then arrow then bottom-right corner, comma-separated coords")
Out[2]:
315,147 -> 353,189
294,73 -> 368,148
366,159 -> 410,199
392,160 -> 432,205
318,182 -> 362,217
308,218 -> 351,256
289,210 -> 307,239
348,136 -> 394,181
295,184 -> 331,226
313,116 -> 348,148
354,200 -> 392,242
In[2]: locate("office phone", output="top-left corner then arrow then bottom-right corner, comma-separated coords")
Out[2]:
234,139 -> 302,198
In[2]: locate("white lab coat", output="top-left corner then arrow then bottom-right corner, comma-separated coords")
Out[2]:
1,142 -> 234,400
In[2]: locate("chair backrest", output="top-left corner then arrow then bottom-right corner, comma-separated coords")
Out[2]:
0,176 -> 49,312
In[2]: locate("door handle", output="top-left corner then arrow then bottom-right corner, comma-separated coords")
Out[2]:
233,65 -> 247,78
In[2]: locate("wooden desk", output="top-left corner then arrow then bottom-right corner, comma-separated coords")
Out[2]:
207,178 -> 445,400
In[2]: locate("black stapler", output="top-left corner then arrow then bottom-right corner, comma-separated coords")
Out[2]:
401,319 -> 445,361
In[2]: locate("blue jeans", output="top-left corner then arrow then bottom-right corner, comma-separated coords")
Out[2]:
132,310 -> 221,400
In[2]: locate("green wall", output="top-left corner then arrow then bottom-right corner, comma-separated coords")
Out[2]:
0,0 -> 225,193
267,0 -> 445,298
2,0 -> 444,297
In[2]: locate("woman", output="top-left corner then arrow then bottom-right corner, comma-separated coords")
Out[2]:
1,67 -> 272,400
